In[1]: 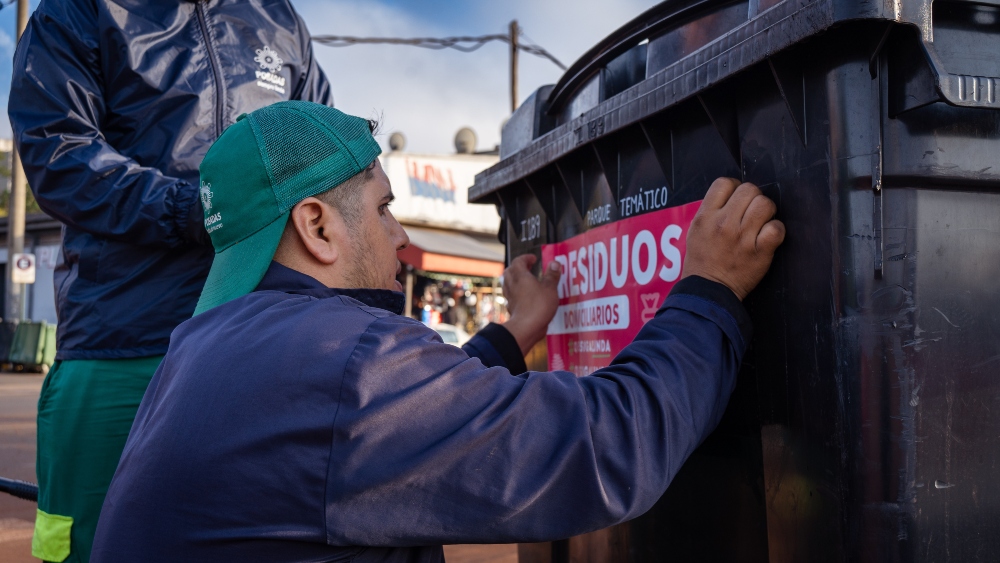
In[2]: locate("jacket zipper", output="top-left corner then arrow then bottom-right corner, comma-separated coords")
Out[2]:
195,0 -> 225,138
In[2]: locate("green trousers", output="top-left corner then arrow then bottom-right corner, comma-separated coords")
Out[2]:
33,356 -> 163,563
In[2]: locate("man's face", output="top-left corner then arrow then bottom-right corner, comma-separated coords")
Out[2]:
339,161 -> 409,291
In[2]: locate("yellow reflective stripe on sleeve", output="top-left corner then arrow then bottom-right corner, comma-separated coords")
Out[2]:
32,509 -> 73,562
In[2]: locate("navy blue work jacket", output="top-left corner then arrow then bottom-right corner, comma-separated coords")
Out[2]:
92,263 -> 752,562
9,0 -> 331,359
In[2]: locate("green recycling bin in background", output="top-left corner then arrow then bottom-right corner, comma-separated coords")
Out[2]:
0,321 -> 18,364
9,321 -> 57,371
471,0 -> 1000,561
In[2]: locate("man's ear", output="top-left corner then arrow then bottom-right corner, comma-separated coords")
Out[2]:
287,197 -> 344,266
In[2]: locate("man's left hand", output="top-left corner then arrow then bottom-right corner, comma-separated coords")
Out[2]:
502,254 -> 561,356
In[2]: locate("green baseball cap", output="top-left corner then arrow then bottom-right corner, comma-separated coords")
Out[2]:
194,101 -> 382,315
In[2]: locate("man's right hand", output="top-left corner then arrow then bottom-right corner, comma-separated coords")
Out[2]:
682,177 -> 785,301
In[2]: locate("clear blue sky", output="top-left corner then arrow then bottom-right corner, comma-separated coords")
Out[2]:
0,0 -> 34,139
0,0 -> 660,153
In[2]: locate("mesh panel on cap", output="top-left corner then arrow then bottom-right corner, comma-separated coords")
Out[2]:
254,107 -> 339,202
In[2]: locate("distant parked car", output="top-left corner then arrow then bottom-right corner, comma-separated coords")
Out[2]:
430,323 -> 470,347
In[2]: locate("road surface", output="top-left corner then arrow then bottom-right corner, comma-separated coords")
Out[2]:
0,373 -> 42,563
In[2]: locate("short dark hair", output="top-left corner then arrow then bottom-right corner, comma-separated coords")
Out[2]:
312,117 -> 380,225
313,159 -> 376,226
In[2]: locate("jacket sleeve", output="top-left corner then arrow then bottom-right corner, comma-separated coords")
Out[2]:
8,2 -> 205,248
329,276 -> 750,546
462,323 -> 528,375
289,10 -> 333,106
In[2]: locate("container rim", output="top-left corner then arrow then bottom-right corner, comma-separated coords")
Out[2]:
547,0 -> 745,116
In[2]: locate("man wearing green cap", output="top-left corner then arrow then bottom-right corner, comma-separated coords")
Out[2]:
92,101 -> 784,562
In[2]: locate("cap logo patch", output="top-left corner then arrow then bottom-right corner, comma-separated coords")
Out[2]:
200,181 -> 214,212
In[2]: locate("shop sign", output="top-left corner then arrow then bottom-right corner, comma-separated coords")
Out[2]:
407,160 -> 457,203
541,201 -> 701,376
381,154 -> 500,234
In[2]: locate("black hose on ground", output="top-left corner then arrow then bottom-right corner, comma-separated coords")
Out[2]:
0,476 -> 38,502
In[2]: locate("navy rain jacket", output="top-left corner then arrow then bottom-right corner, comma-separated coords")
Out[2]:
9,0 -> 332,359
92,263 -> 752,562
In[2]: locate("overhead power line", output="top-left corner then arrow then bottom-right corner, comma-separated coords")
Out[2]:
314,34 -> 505,52
516,42 -> 566,71
312,33 -> 566,71
313,21 -> 565,114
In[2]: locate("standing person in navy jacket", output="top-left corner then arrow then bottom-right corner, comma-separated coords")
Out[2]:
8,2 -> 332,561
92,101 -> 785,562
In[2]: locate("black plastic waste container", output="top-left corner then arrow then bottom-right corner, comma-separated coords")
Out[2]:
471,0 -> 1000,561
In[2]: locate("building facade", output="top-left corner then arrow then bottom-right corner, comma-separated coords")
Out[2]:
381,150 -> 507,333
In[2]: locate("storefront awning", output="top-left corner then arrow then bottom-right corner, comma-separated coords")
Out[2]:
398,226 -> 505,278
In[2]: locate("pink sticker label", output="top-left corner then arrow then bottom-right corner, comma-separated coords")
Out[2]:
542,201 -> 702,375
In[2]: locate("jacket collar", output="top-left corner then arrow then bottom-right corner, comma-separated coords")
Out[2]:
254,262 -> 406,315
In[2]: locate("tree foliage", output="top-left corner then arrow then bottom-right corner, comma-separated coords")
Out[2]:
0,152 -> 43,217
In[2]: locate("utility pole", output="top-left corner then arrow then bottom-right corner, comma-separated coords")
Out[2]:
6,0 -> 29,322
509,20 -> 519,114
